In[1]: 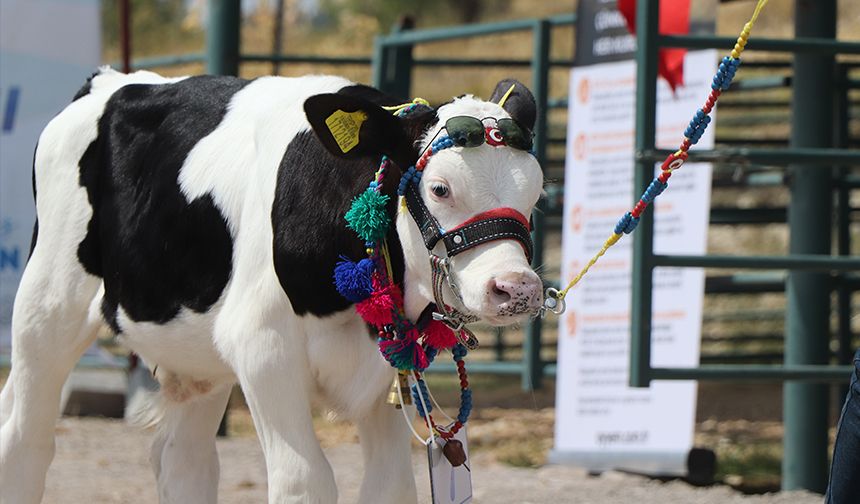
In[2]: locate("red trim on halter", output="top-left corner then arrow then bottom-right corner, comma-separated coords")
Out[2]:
449,207 -> 531,232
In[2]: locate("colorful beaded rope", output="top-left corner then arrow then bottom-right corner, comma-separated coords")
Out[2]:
412,343 -> 472,439
551,0 -> 770,306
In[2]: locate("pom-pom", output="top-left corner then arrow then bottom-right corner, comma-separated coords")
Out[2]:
422,320 -> 457,349
379,330 -> 429,371
333,257 -> 375,302
355,282 -> 402,326
345,188 -> 390,242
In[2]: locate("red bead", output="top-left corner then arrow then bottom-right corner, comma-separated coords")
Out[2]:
460,379 -> 468,388
658,171 -> 671,183
631,200 -> 647,218
682,139 -> 691,150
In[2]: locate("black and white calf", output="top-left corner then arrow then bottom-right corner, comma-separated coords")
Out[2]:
0,68 -> 544,503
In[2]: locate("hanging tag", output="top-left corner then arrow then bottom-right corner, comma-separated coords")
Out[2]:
426,425 -> 472,504
325,109 -> 367,153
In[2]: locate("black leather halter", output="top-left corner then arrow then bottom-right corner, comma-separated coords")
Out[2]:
403,181 -> 534,263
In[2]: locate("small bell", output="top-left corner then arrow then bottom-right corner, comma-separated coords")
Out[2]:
386,371 -> 412,408
442,439 -> 467,467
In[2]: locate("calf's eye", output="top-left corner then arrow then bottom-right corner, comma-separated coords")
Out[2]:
430,183 -> 450,198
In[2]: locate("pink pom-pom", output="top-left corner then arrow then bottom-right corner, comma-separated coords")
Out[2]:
422,320 -> 457,349
355,283 -> 402,326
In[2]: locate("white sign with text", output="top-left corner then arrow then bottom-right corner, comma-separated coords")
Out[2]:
552,51 -> 717,475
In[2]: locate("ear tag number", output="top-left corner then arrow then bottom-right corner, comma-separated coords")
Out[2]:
325,109 -> 367,153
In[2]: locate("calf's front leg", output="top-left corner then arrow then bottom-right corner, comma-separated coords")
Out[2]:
356,397 -> 418,504
225,326 -> 337,504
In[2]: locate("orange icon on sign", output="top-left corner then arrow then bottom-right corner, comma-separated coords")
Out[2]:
577,78 -> 590,104
573,133 -> 587,160
566,311 -> 578,337
571,206 -> 582,233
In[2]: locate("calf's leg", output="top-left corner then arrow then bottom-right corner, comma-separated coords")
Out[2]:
223,322 -> 337,504
150,382 -> 232,504
355,398 -> 419,504
0,251 -> 101,504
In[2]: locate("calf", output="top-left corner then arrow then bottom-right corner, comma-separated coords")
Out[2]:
0,67 -> 544,503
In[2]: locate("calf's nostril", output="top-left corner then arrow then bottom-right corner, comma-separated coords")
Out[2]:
491,284 -> 512,303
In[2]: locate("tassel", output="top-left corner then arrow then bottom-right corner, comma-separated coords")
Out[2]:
379,329 -> 429,371
422,319 -> 457,349
333,257 -> 375,302
355,282 -> 402,326
345,188 -> 391,242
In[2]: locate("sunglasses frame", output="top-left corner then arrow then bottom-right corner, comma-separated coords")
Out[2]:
443,116 -> 534,152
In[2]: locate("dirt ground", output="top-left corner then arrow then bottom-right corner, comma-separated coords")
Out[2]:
42,416 -> 820,504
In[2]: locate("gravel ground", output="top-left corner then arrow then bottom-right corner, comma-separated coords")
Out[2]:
42,417 -> 820,504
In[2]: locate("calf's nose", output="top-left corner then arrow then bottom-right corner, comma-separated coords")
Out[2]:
487,271 -> 543,314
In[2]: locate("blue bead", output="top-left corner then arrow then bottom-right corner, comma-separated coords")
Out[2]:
624,216 -> 640,234
615,213 -> 632,235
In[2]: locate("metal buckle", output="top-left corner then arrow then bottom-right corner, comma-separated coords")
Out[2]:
432,311 -> 465,332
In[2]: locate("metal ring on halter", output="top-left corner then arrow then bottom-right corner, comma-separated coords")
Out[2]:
541,287 -> 566,315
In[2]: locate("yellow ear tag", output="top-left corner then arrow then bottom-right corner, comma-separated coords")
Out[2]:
325,109 -> 368,153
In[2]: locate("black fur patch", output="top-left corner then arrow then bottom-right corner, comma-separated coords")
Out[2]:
488,78 -> 536,132
271,130 -> 406,317
77,75 -> 248,330
272,85 -> 436,317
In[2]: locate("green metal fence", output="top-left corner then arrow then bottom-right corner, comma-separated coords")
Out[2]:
630,1 -> 859,492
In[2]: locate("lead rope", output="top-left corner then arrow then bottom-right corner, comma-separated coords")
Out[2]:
542,0 -> 770,315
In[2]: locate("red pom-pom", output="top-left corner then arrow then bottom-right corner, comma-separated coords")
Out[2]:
356,283 -> 402,326
422,320 -> 457,349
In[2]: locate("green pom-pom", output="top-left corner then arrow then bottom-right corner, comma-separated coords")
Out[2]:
345,188 -> 390,242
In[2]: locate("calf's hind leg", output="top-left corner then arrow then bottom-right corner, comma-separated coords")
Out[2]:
0,251 -> 102,504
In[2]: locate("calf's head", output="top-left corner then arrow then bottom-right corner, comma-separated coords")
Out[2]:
305,79 -> 544,327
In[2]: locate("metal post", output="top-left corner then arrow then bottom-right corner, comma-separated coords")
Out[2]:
522,19 -> 550,391
271,0 -> 285,75
374,18 -> 414,99
207,0 -> 241,76
782,0 -> 836,493
835,64 -> 852,373
119,0 -> 131,73
629,0 -> 660,388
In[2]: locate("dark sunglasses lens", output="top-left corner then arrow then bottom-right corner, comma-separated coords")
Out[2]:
446,116 -> 485,147
498,118 -> 534,151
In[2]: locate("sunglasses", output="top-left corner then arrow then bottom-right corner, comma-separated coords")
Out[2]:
443,116 -> 534,152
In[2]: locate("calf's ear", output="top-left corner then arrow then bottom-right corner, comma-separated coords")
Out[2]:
489,79 -> 536,132
304,93 -> 418,169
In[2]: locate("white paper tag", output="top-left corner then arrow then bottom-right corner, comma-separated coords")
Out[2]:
427,426 -> 472,504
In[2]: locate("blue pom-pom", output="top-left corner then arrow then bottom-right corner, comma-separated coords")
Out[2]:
333,257 -> 375,303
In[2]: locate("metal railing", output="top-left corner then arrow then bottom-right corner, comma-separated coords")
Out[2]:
630,2 -> 859,493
